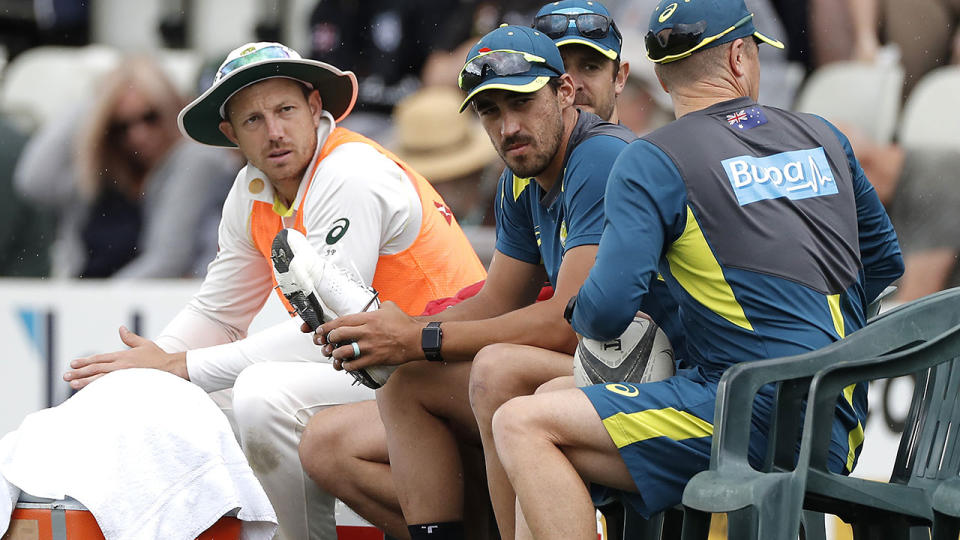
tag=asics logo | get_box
[721,147,838,206]
[326,218,350,245]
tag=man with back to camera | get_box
[61,42,486,540]
[489,1,905,538]
[300,24,682,539]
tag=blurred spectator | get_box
[846,0,960,96]
[390,86,501,264]
[420,0,546,88]
[842,124,960,301]
[14,56,239,279]
[615,59,673,135]
[307,0,447,140]
[0,114,55,276]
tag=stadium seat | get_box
[679,287,960,540]
[0,45,120,132]
[155,48,203,98]
[794,61,904,144]
[898,66,960,150]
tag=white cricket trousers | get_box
[220,362,375,540]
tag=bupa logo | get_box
[721,147,838,206]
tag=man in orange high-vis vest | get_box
[62,42,485,540]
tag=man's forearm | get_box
[433,298,578,362]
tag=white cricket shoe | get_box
[271,228,396,389]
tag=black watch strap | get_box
[421,321,443,362]
[564,296,577,325]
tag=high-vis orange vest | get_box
[250,127,487,317]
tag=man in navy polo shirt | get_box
[302,25,679,539]
[491,0,904,537]
[533,0,629,124]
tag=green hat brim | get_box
[178,58,358,147]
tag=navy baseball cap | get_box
[458,25,565,113]
[646,0,783,64]
[534,0,622,61]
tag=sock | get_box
[407,521,464,540]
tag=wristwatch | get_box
[421,322,443,362]
[564,296,577,325]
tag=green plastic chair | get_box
[679,287,960,540]
[796,298,960,539]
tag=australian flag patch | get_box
[725,106,767,131]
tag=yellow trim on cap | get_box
[555,37,619,60]
[650,14,759,64]
[459,76,552,112]
[754,32,785,50]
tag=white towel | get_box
[0,369,277,540]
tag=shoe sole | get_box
[272,229,325,331]
[271,229,393,390]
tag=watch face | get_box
[422,322,443,360]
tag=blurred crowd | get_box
[0,0,957,301]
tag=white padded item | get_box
[898,66,960,150]
[794,61,904,144]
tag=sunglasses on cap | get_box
[218,45,295,79]
[534,13,621,42]
[458,49,562,93]
[645,14,752,63]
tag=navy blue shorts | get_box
[583,367,861,517]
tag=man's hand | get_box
[63,326,188,390]
[313,301,424,372]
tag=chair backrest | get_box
[893,356,960,489]
[0,45,121,132]
[794,61,904,144]
[801,288,960,478]
[898,66,960,150]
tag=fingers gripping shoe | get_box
[271,229,397,389]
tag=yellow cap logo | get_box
[659,2,679,22]
[240,46,256,56]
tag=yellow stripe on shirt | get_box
[666,206,753,331]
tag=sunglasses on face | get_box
[110,109,160,136]
[534,13,621,42]
[645,14,752,63]
[458,50,560,93]
[218,45,295,79]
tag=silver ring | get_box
[351,342,361,359]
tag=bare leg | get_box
[468,344,573,539]
[299,400,409,539]
[376,361,480,525]
[515,499,534,540]
[493,389,636,540]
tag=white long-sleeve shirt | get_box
[154,112,422,392]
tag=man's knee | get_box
[468,343,523,415]
[376,360,446,408]
[232,363,289,431]
[299,408,347,488]
[491,395,542,454]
